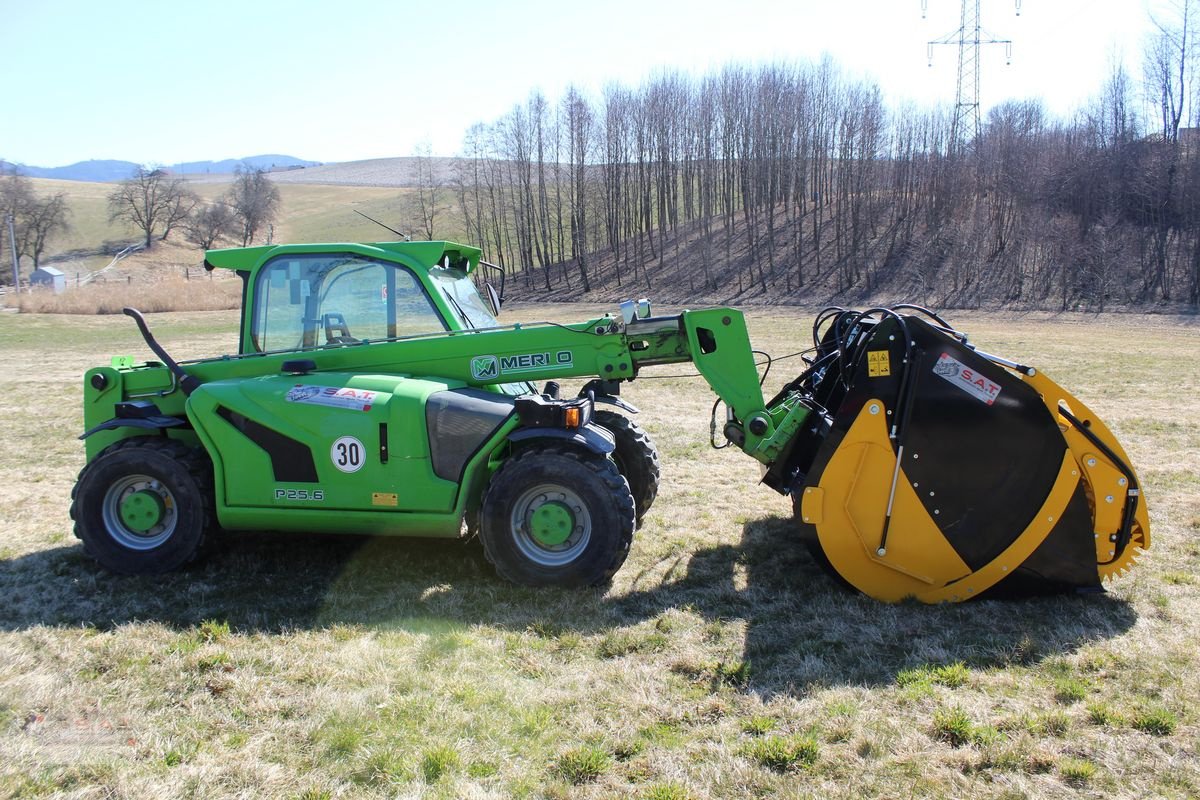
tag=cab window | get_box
[251,254,446,352]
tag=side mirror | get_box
[480,260,505,307]
[485,283,501,317]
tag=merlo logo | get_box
[471,355,499,380]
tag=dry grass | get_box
[0,304,1197,799]
[13,275,242,315]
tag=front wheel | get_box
[479,445,636,587]
[594,409,660,527]
[70,438,214,574]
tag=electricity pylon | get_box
[924,0,1021,154]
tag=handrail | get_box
[78,242,145,286]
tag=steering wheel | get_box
[322,312,358,345]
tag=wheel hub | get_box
[119,489,166,532]
[101,475,178,550]
[510,483,592,567]
[529,501,575,546]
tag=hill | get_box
[171,154,321,176]
[8,155,321,183]
[268,156,456,187]
[13,159,142,182]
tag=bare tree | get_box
[453,124,489,250]
[564,86,593,291]
[184,202,236,250]
[412,141,442,240]
[448,26,1200,308]
[2,166,71,272]
[1145,0,1196,143]
[1,167,34,285]
[160,186,199,242]
[225,167,281,246]
[21,193,70,269]
[0,165,33,219]
[107,166,194,249]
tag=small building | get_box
[30,266,66,294]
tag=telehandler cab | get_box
[73,240,1149,601]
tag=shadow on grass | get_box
[0,515,1136,697]
[619,515,1138,695]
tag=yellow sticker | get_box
[867,350,891,377]
[372,492,399,507]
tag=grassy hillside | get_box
[18,177,436,291]
[0,306,1196,798]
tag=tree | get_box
[412,141,442,240]
[2,166,71,275]
[1,165,33,218]
[225,167,281,246]
[447,34,1200,307]
[1,167,33,286]
[21,193,70,269]
[107,166,195,248]
[1144,0,1196,143]
[160,186,199,242]
[184,202,236,250]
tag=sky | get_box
[0,0,1173,168]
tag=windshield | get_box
[251,254,446,352]
[430,267,499,329]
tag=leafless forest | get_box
[448,30,1200,310]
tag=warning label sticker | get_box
[867,350,891,377]
[932,353,1002,405]
[286,384,379,412]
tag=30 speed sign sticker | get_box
[330,436,365,473]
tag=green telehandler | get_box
[73,240,1149,602]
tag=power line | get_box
[6,214,19,293]
[923,0,1022,154]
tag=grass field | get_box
[0,305,1197,799]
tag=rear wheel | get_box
[70,438,214,574]
[594,409,660,526]
[479,445,635,587]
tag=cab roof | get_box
[203,240,484,276]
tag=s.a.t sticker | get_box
[287,384,379,412]
[932,353,1002,405]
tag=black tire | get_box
[70,438,214,574]
[593,409,660,526]
[479,445,636,587]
